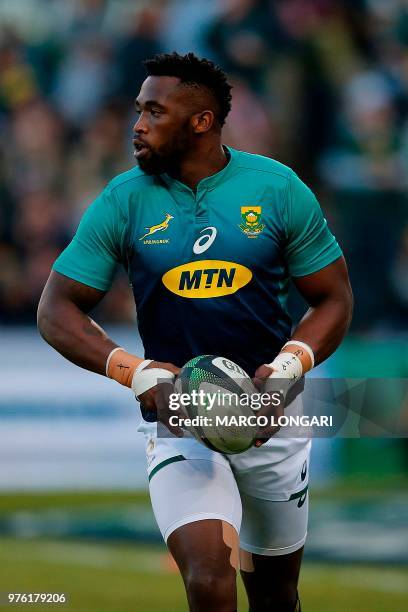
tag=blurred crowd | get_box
[0,0,407,330]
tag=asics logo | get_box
[193,226,217,254]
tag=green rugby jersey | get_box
[53,147,342,374]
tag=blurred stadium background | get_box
[0,0,407,610]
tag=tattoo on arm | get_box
[117,363,130,371]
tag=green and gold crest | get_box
[239,206,265,238]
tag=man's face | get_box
[133,76,195,175]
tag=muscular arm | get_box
[38,271,180,436]
[37,271,118,375]
[253,256,352,445]
[291,256,353,365]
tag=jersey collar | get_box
[160,146,238,194]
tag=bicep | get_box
[292,257,353,306]
[52,187,126,292]
[38,271,116,376]
[284,172,342,277]
[40,270,107,314]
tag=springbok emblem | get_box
[139,213,174,240]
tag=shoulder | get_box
[101,166,160,221]
[105,166,154,198]
[232,149,294,184]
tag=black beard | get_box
[137,121,193,176]
[137,149,181,176]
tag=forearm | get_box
[38,272,147,386]
[290,295,353,366]
[38,292,175,398]
[37,296,117,375]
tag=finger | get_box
[155,402,184,435]
[137,387,157,410]
[137,385,182,435]
[253,389,285,447]
[158,410,184,437]
[145,362,180,376]
[253,364,274,380]
[163,363,181,376]
[252,376,264,391]
[136,388,159,423]
[255,391,284,418]
[159,405,184,437]
[254,424,280,447]
[155,381,184,437]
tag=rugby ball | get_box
[174,355,258,454]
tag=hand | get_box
[252,364,285,448]
[136,361,184,437]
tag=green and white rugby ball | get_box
[174,355,258,454]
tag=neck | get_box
[168,140,228,190]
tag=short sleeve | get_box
[53,186,127,291]
[283,171,342,277]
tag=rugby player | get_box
[38,53,353,611]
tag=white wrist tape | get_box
[131,361,174,398]
[266,352,303,382]
[282,340,315,368]
[263,353,303,397]
[135,359,154,373]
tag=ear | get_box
[191,110,215,134]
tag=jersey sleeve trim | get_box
[283,170,343,277]
[290,252,343,278]
[52,256,112,292]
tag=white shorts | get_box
[143,394,311,502]
[146,435,310,556]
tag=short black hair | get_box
[143,52,232,126]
